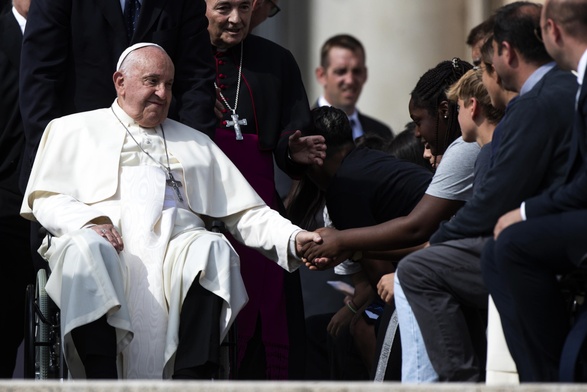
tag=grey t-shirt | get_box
[425,136,480,201]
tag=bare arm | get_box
[304,194,464,267]
[327,271,374,338]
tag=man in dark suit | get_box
[19,0,218,273]
[482,0,587,382]
[314,34,394,143]
[0,0,34,378]
[394,2,577,381]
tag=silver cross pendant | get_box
[225,113,247,140]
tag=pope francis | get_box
[20,42,320,380]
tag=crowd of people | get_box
[1,0,587,385]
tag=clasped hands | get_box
[295,227,350,270]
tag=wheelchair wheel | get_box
[24,282,35,378]
[36,269,50,379]
[24,269,53,379]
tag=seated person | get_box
[19,43,320,380]
[377,40,510,305]
[377,63,505,381]
[483,0,587,382]
[298,106,433,379]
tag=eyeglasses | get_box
[267,0,281,17]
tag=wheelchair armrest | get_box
[210,220,226,233]
[38,226,54,249]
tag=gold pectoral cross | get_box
[225,113,247,140]
[166,172,184,202]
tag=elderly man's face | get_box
[206,0,253,49]
[115,47,174,128]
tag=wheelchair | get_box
[24,266,67,379]
[23,221,237,380]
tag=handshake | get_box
[294,227,351,270]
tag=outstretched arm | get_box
[303,194,464,268]
[294,229,323,257]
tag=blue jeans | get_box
[394,273,438,382]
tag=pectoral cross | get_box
[166,171,184,202]
[225,113,247,140]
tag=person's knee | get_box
[62,229,123,281]
[492,226,525,272]
[396,250,429,289]
[198,233,233,256]
[480,238,497,276]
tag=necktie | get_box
[349,118,361,140]
[125,0,141,42]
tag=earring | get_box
[443,115,448,119]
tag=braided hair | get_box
[410,57,473,157]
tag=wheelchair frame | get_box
[24,268,67,380]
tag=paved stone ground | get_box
[1,381,587,392]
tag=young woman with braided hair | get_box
[303,58,478,268]
[409,57,470,167]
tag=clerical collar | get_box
[111,99,141,128]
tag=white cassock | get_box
[20,100,303,379]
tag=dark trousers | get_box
[72,274,222,379]
[481,211,586,382]
[304,312,370,380]
[396,237,490,381]
[0,191,34,378]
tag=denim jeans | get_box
[394,273,438,382]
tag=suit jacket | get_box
[312,99,394,141]
[430,66,577,244]
[0,10,23,192]
[19,0,216,187]
[524,62,587,263]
